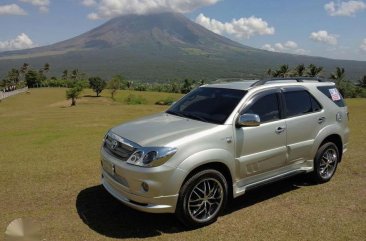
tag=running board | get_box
[233,169,307,198]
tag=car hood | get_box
[111,112,218,147]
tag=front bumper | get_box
[100,147,185,213]
[102,170,178,213]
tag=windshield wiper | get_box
[167,110,208,122]
[181,112,209,122]
[166,110,185,118]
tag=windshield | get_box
[167,87,246,124]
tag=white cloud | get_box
[20,0,50,13]
[0,4,27,15]
[82,0,97,7]
[262,44,275,52]
[85,0,219,19]
[360,38,366,52]
[0,33,35,51]
[310,30,338,45]
[324,0,366,16]
[262,41,307,55]
[195,13,274,39]
[87,12,99,20]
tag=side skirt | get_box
[232,167,312,198]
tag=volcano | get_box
[0,12,365,80]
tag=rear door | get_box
[282,87,324,163]
[235,89,287,178]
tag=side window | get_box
[311,95,322,112]
[244,93,280,123]
[284,90,314,117]
[317,86,345,107]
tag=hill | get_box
[0,12,365,80]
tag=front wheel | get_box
[311,142,339,183]
[176,169,228,228]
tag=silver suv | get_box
[100,78,349,227]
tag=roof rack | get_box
[251,77,329,87]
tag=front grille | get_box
[104,134,136,161]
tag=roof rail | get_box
[251,77,329,87]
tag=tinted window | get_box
[317,86,345,107]
[284,91,313,117]
[311,95,322,112]
[167,87,246,124]
[244,93,280,123]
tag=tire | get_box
[176,169,228,228]
[311,142,339,183]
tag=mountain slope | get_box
[0,12,365,80]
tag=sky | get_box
[0,0,365,61]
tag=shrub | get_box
[66,84,83,106]
[155,96,176,105]
[89,76,106,96]
[134,84,147,91]
[125,94,147,105]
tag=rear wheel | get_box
[311,142,339,183]
[176,169,228,228]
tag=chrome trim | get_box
[108,132,141,150]
[188,178,224,223]
[104,132,140,161]
[319,147,338,179]
[237,113,261,127]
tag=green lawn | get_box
[0,89,365,241]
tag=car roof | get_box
[204,78,335,91]
[206,80,258,90]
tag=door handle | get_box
[275,126,286,134]
[318,117,326,124]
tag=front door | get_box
[235,90,287,179]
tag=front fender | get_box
[177,148,236,181]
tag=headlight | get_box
[127,147,177,167]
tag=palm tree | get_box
[19,63,29,83]
[276,64,290,77]
[358,75,366,88]
[126,80,133,89]
[306,64,323,77]
[20,63,29,73]
[295,64,305,76]
[71,69,79,80]
[9,69,20,85]
[62,70,68,80]
[266,68,273,77]
[329,67,345,83]
[44,63,50,72]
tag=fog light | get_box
[141,182,149,192]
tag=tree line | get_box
[1,62,365,105]
[267,64,366,98]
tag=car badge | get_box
[111,139,118,150]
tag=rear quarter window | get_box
[317,86,345,107]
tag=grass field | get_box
[0,88,365,241]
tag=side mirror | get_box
[236,113,261,127]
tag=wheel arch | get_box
[176,149,235,198]
[181,162,234,199]
[319,134,343,161]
